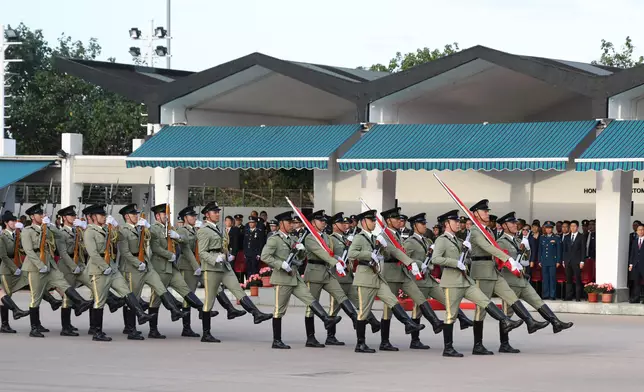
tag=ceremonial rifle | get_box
[39,179,54,265]
[166,184,176,254]
[104,180,119,265]
[137,177,152,263]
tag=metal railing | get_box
[14,183,133,205]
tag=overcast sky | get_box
[4,0,644,72]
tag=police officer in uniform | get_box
[349,209,425,353]
[302,210,358,348]
[399,214,411,241]
[261,211,341,349]
[403,213,473,350]
[497,212,573,353]
[539,221,562,300]
[468,200,548,355]
[244,215,264,279]
[0,211,30,332]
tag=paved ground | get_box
[1,291,642,392]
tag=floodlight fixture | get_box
[129,28,142,39]
[129,47,141,57]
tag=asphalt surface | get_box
[0,291,642,392]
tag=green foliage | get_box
[4,23,145,155]
[592,36,644,69]
[367,43,460,73]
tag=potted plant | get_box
[584,282,600,303]
[598,283,615,303]
[242,274,263,296]
[259,267,273,287]
[397,289,414,311]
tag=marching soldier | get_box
[198,201,272,343]
[349,209,425,354]
[399,214,411,241]
[378,207,444,351]
[468,199,548,355]
[0,211,31,332]
[403,213,473,350]
[267,219,279,238]
[301,210,358,348]
[496,212,573,353]
[348,215,361,236]
[261,211,341,349]
[83,204,155,341]
[21,203,92,338]
[431,209,523,357]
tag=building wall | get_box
[185,108,329,126]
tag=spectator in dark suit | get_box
[563,220,585,301]
[585,220,596,261]
[629,220,641,261]
[244,215,265,278]
[529,222,541,268]
[629,224,644,303]
[224,215,240,260]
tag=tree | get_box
[4,23,145,155]
[366,43,460,73]
[592,36,644,69]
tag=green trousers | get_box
[474,277,519,321]
[124,269,168,300]
[304,277,348,318]
[502,283,545,317]
[27,269,71,308]
[330,282,358,316]
[412,285,445,319]
[1,273,28,296]
[62,269,92,308]
[149,269,191,308]
[384,278,427,320]
[272,281,316,319]
[202,269,246,312]
[89,271,130,309]
[355,284,398,322]
[443,286,490,324]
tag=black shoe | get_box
[391,304,425,334]
[148,329,166,339]
[355,342,376,353]
[60,327,79,337]
[306,336,325,348]
[443,346,464,357]
[200,311,220,343]
[325,335,345,346]
[442,324,463,357]
[64,288,92,316]
[419,302,444,334]
[160,292,189,322]
[88,326,99,335]
[240,296,273,324]
[367,314,381,333]
[37,325,50,333]
[537,305,574,334]
[0,322,16,333]
[92,332,113,342]
[139,298,150,311]
[70,325,78,332]
[511,302,549,334]
[339,299,358,329]
[217,292,247,319]
[304,316,324,347]
[472,321,493,355]
[410,339,430,350]
[499,341,520,353]
[127,330,145,340]
[43,292,62,312]
[458,310,474,330]
[472,342,494,355]
[272,339,291,349]
[29,328,45,338]
[107,293,126,313]
[354,320,375,353]
[125,293,155,325]
[2,296,29,320]
[308,301,342,330]
[379,341,399,351]
[485,303,523,334]
[182,327,200,337]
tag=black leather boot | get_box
[308,300,342,330]
[122,306,133,335]
[409,318,429,349]
[498,322,520,353]
[201,313,220,343]
[125,293,155,325]
[147,308,166,339]
[43,291,62,311]
[537,305,573,334]
[442,324,463,357]
[139,297,149,311]
[325,323,345,346]
[0,306,15,333]
[160,292,189,322]
[355,320,375,353]
[379,319,398,351]
[60,308,79,336]
[87,308,99,335]
[64,288,92,316]
[217,291,247,319]
[511,301,549,334]
[271,317,290,349]
[339,299,358,329]
[239,296,272,324]
[419,302,444,334]
[458,309,474,330]
[305,317,324,348]
[107,292,126,313]
[366,313,381,333]
[1,296,29,319]
[472,321,493,355]
[126,309,144,340]
[181,308,200,337]
[485,303,523,334]
[29,307,44,338]
[92,308,112,342]
[391,303,425,334]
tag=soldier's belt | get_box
[307,260,327,266]
[68,253,75,257]
[206,248,223,252]
[383,259,398,264]
[471,256,492,261]
[131,252,139,257]
[358,261,374,267]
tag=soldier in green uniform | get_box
[327,212,380,346]
[378,207,443,351]
[83,204,155,341]
[302,209,358,348]
[403,212,473,350]
[431,209,523,357]
[468,199,548,355]
[198,201,272,343]
[496,212,573,353]
[261,211,341,349]
[117,204,189,340]
[349,209,425,354]
[0,211,31,332]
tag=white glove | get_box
[39,266,48,273]
[169,254,176,263]
[73,219,84,228]
[421,262,429,273]
[195,220,203,228]
[106,215,119,227]
[430,244,435,250]
[73,266,81,274]
[169,230,181,240]
[42,216,51,225]
[295,243,305,251]
[371,250,380,263]
[194,267,202,276]
[376,234,388,247]
[227,254,235,262]
[15,222,24,230]
[521,237,530,250]
[347,235,354,242]
[216,254,225,263]
[462,240,472,250]
[335,262,345,275]
[103,267,112,275]
[14,268,21,276]
[138,263,146,271]
[136,218,148,228]
[457,257,466,271]
[508,257,523,271]
[281,261,292,272]
[410,263,420,276]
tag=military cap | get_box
[151,203,167,214]
[201,201,221,215]
[381,207,401,220]
[399,214,408,221]
[57,205,78,217]
[258,217,265,224]
[543,220,555,228]
[82,204,106,216]
[469,199,490,212]
[589,219,596,224]
[25,203,44,216]
[178,206,198,218]
[408,213,427,224]
[118,203,139,216]
[275,211,293,222]
[330,212,344,223]
[292,215,303,223]
[1,211,17,222]
[489,214,498,222]
[308,210,326,221]
[248,215,258,222]
[234,214,244,220]
[355,210,377,221]
[459,216,467,223]
[497,212,517,225]
[176,215,184,223]
[581,219,589,225]
[437,209,460,223]
[268,219,278,226]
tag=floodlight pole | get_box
[166,0,171,69]
[1,25,22,154]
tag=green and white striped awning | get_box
[576,120,644,171]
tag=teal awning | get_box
[0,160,53,188]
[338,121,598,171]
[126,124,361,170]
[576,120,644,171]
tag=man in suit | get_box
[563,220,585,301]
[629,223,644,303]
[224,216,240,261]
[629,220,641,261]
[585,220,596,261]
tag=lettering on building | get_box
[583,188,644,193]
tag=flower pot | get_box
[601,293,613,303]
[261,276,272,288]
[398,298,414,311]
[587,292,598,303]
[250,286,259,296]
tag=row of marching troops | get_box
[0,198,574,356]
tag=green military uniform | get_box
[0,228,29,297]
[176,223,201,296]
[329,231,355,311]
[54,224,92,308]
[404,233,443,315]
